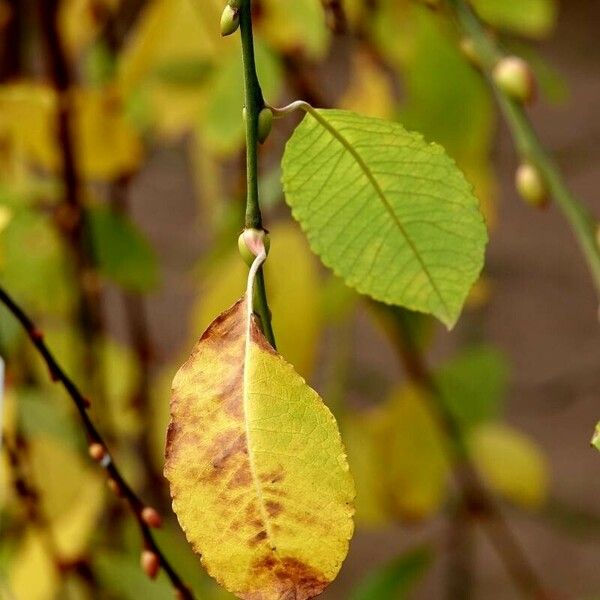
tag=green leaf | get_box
[592,423,600,452]
[88,205,159,293]
[435,345,509,431]
[282,109,488,328]
[471,0,558,38]
[350,546,433,600]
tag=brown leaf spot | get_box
[250,555,330,600]
[248,530,268,547]
[266,501,283,518]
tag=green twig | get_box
[238,0,276,347]
[449,0,600,301]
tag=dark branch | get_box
[0,285,195,600]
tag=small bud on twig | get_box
[88,442,106,463]
[493,56,535,104]
[220,5,239,36]
[257,107,273,144]
[141,550,160,579]
[141,506,163,528]
[459,37,480,68]
[107,478,122,497]
[515,163,548,208]
[238,229,270,266]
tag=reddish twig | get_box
[0,285,195,600]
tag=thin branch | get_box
[320,0,347,34]
[448,0,600,303]
[36,0,105,381]
[238,0,276,347]
[388,307,556,600]
[0,286,195,600]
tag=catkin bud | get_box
[141,506,163,528]
[141,550,160,579]
[493,56,535,104]
[88,443,106,463]
[515,163,547,208]
[220,5,239,37]
[238,229,270,266]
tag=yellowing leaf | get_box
[470,423,549,508]
[59,0,120,54]
[165,296,354,599]
[592,422,600,452]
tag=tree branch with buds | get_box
[0,286,195,600]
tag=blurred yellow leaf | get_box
[73,87,143,179]
[59,0,120,54]
[258,0,330,60]
[0,83,142,179]
[165,296,354,599]
[340,51,396,119]
[118,0,223,95]
[9,531,59,600]
[194,222,321,379]
[101,338,142,437]
[470,423,549,508]
[344,410,393,527]
[385,386,450,520]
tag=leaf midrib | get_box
[304,109,452,323]
[242,318,279,553]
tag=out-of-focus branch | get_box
[388,307,556,600]
[321,0,347,34]
[0,286,195,600]
[36,0,105,382]
[448,0,600,304]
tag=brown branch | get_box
[320,0,347,34]
[388,307,557,600]
[36,0,105,383]
[0,285,195,600]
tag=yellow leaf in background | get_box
[344,410,393,527]
[59,0,120,54]
[165,297,354,600]
[194,222,321,379]
[9,531,59,600]
[101,338,142,437]
[74,87,143,179]
[470,423,549,508]
[0,83,142,179]
[385,386,450,520]
[340,51,396,119]
[258,0,330,60]
[118,0,223,95]
[0,83,58,171]
[28,436,104,531]
[53,475,105,561]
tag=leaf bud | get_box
[141,506,163,528]
[493,56,535,104]
[88,442,106,463]
[515,163,547,208]
[459,37,480,68]
[257,107,274,144]
[238,229,270,266]
[141,550,160,579]
[220,4,239,37]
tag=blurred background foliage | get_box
[0,0,598,599]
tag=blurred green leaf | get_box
[350,546,433,600]
[88,205,159,293]
[435,345,509,431]
[471,0,558,38]
[153,58,213,88]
